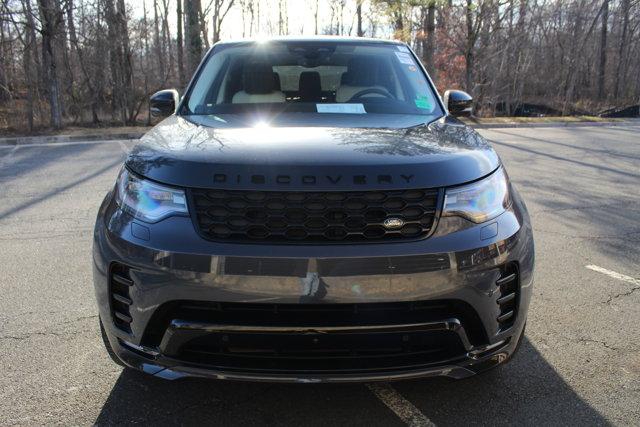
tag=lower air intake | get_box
[496,263,519,331]
[109,263,134,333]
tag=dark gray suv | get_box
[93,37,534,383]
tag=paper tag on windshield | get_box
[397,45,410,53]
[316,104,366,114]
[395,52,415,65]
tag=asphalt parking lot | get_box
[0,123,639,426]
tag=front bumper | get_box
[93,187,534,382]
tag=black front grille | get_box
[143,300,483,374]
[189,188,440,243]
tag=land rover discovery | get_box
[93,37,534,382]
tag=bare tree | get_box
[208,0,235,43]
[356,0,364,36]
[2,0,640,134]
[185,0,203,76]
[37,0,63,129]
[420,1,436,76]
[598,0,609,99]
[314,0,319,34]
[105,0,135,124]
[614,0,630,98]
[177,0,185,86]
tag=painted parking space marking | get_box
[366,383,435,427]
[586,265,640,286]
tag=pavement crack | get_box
[0,317,97,341]
[0,331,67,341]
[603,285,640,304]
[576,337,620,351]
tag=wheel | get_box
[99,317,127,367]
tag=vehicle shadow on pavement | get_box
[94,337,607,426]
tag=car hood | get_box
[127,115,500,190]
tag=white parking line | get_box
[585,265,640,286]
[366,383,435,427]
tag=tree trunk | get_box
[21,2,36,130]
[597,0,608,100]
[185,0,203,77]
[393,9,404,40]
[314,0,319,35]
[278,0,284,35]
[465,0,475,95]
[423,2,436,78]
[177,0,185,87]
[200,3,210,50]
[24,0,44,123]
[37,0,63,129]
[54,0,71,118]
[614,0,629,99]
[153,0,164,79]
[106,0,134,124]
[0,11,9,102]
[211,0,234,45]
[356,1,363,37]
[117,0,135,123]
[161,0,172,80]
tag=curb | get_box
[0,131,146,146]
[467,119,640,129]
[1,119,638,146]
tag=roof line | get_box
[215,35,405,45]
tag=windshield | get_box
[181,40,443,123]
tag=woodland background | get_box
[0,0,639,133]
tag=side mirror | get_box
[444,90,473,117]
[150,89,179,118]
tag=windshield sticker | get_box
[395,52,415,65]
[316,103,366,114]
[414,95,433,110]
[397,45,410,53]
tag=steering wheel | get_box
[347,88,394,102]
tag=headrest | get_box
[299,71,322,93]
[272,72,281,91]
[341,57,378,86]
[243,62,276,94]
[299,72,322,100]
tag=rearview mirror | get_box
[150,89,179,118]
[444,90,473,117]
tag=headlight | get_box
[443,167,511,223]
[115,168,188,223]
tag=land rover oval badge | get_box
[383,218,405,229]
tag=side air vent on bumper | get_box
[496,263,519,331]
[189,188,441,244]
[109,263,134,333]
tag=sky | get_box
[130,0,391,41]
